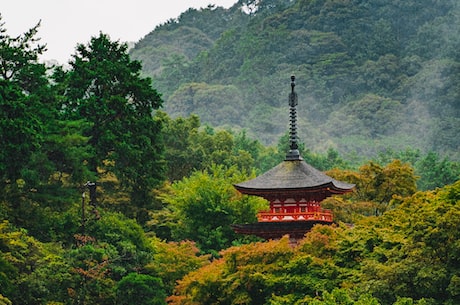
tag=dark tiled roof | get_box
[234,160,354,194]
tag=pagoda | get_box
[232,76,354,241]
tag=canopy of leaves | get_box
[146,238,210,294]
[115,273,166,305]
[169,180,460,305]
[131,0,460,161]
[58,33,166,223]
[1,8,459,305]
[0,16,49,182]
[154,165,267,254]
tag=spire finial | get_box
[285,75,302,161]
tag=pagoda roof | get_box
[234,159,354,196]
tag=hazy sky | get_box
[2,0,237,63]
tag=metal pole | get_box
[81,190,86,236]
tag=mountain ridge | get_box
[130,0,459,160]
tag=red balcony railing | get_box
[257,210,333,223]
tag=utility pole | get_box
[81,188,86,236]
[81,181,97,236]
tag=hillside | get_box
[1,15,459,304]
[130,0,460,160]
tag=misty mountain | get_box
[130,0,460,161]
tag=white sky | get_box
[2,0,237,63]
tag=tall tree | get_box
[60,33,165,222]
[0,16,47,183]
[0,17,77,233]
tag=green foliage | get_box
[116,273,167,305]
[65,213,157,304]
[131,0,459,161]
[413,152,459,190]
[59,32,166,223]
[155,165,266,253]
[67,240,116,304]
[302,288,381,305]
[41,119,94,184]
[170,181,460,305]
[0,221,74,304]
[158,111,276,182]
[85,212,154,276]
[147,238,209,294]
[165,82,246,127]
[1,6,460,305]
[0,295,12,305]
[328,94,403,138]
[374,149,460,191]
[327,160,418,215]
[0,16,48,182]
[0,17,84,240]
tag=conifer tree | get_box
[60,33,165,222]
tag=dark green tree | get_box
[116,273,166,305]
[60,33,165,222]
[0,16,47,183]
[156,112,205,181]
[416,152,460,190]
[0,17,82,235]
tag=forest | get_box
[130,0,459,161]
[0,0,460,304]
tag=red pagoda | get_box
[232,76,354,241]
